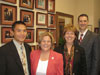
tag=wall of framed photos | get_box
[0,0,56,49]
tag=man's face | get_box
[13,24,27,44]
[78,16,89,31]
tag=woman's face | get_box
[64,31,76,44]
[40,36,52,51]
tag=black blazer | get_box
[78,30,99,75]
[54,44,87,75]
[0,40,31,75]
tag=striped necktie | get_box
[21,46,28,75]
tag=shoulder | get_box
[30,50,40,57]
[51,50,63,59]
[88,30,98,38]
[0,41,13,50]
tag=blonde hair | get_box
[38,32,54,45]
[63,24,77,36]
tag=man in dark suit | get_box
[0,21,31,75]
[78,14,99,75]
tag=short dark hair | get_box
[12,21,26,31]
[78,14,89,21]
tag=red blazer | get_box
[30,50,63,75]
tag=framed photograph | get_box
[48,14,56,28]
[36,12,48,26]
[1,27,13,43]
[24,29,34,43]
[35,0,47,10]
[48,0,55,12]
[36,28,48,42]
[31,45,35,50]
[0,4,17,25]
[88,25,92,31]
[19,0,34,9]
[94,27,99,34]
[49,29,56,42]
[3,0,16,4]
[20,10,34,27]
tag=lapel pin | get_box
[51,57,54,60]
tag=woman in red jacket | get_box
[30,32,63,75]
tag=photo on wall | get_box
[20,10,34,27]
[20,0,34,9]
[0,4,17,25]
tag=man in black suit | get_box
[0,21,31,75]
[78,14,99,75]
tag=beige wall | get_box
[56,0,100,31]
[94,0,100,27]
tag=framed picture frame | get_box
[48,14,56,28]
[19,0,34,9]
[20,10,34,27]
[88,25,92,31]
[49,29,56,42]
[94,27,99,34]
[0,4,17,25]
[1,27,13,43]
[56,12,73,46]
[36,12,48,26]
[48,0,55,12]
[35,0,47,10]
[24,29,34,43]
[3,0,16,4]
[36,28,48,42]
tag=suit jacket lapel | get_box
[80,30,91,46]
[9,41,24,71]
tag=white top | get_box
[36,59,48,75]
[78,29,88,40]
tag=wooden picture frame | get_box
[94,27,99,34]
[3,0,16,4]
[49,29,56,42]
[24,29,34,43]
[56,12,73,46]
[35,0,47,10]
[36,28,48,42]
[0,4,17,25]
[48,0,55,12]
[1,27,13,43]
[19,0,34,9]
[20,10,34,27]
[36,12,48,26]
[88,25,92,31]
[48,14,56,28]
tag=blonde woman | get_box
[30,32,63,75]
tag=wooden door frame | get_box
[56,12,74,46]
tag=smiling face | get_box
[78,16,88,32]
[12,24,27,44]
[40,36,52,52]
[64,31,76,44]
